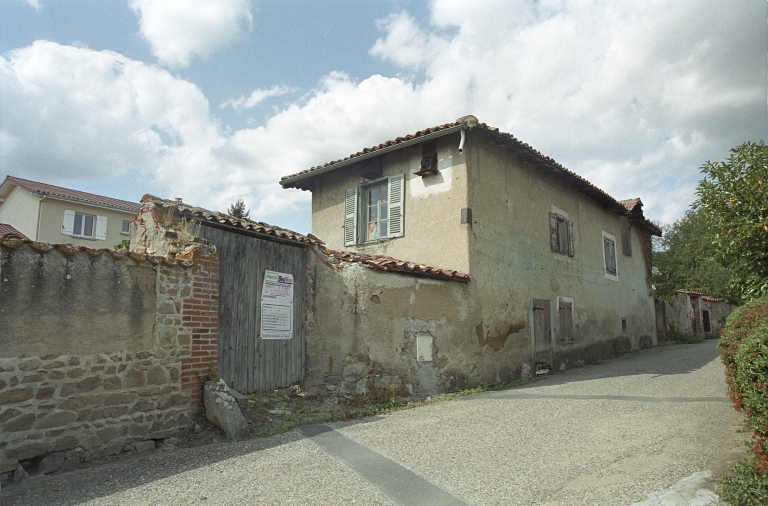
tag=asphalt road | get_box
[2,340,745,505]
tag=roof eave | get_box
[36,193,139,214]
[280,124,467,189]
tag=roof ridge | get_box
[4,175,140,213]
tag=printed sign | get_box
[260,270,294,339]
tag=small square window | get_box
[121,220,131,235]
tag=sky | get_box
[0,0,765,234]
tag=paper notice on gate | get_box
[260,270,294,339]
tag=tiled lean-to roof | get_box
[141,195,470,282]
[1,176,140,213]
[334,252,471,282]
[0,223,27,239]
[280,116,661,236]
[140,195,324,247]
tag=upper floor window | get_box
[121,220,131,235]
[549,212,574,256]
[62,210,107,240]
[602,231,618,280]
[345,174,404,246]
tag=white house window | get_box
[121,220,131,235]
[62,210,107,240]
[602,231,618,280]
[74,213,95,237]
[345,174,404,246]
[549,212,574,256]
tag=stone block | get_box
[13,464,28,484]
[146,366,168,385]
[60,396,90,410]
[135,440,155,454]
[60,383,77,397]
[43,361,66,370]
[97,427,119,441]
[50,435,80,452]
[36,386,56,399]
[36,411,76,429]
[63,448,85,470]
[49,370,65,380]
[0,387,34,404]
[68,356,81,366]
[67,368,85,378]
[22,373,45,383]
[0,408,21,423]
[7,441,48,461]
[41,453,65,474]
[203,379,251,441]
[77,375,101,392]
[103,376,123,391]
[18,358,41,372]
[3,413,35,432]
[124,369,146,388]
[0,379,6,389]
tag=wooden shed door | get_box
[199,225,306,394]
[532,299,553,373]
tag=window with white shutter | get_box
[345,173,404,245]
[602,231,618,280]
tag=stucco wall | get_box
[0,186,40,239]
[304,250,482,395]
[463,131,655,369]
[310,133,471,273]
[38,198,135,248]
[0,239,219,477]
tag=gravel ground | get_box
[2,340,746,505]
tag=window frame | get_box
[602,231,619,281]
[361,179,390,243]
[62,210,108,240]
[344,174,404,246]
[549,211,574,257]
[121,220,131,235]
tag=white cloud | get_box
[220,85,294,112]
[24,0,41,10]
[366,0,766,223]
[1,1,764,232]
[130,0,252,67]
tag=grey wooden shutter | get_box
[62,210,75,235]
[388,174,404,238]
[559,300,573,342]
[95,215,108,240]
[566,220,574,257]
[604,238,617,275]
[344,188,358,246]
[549,213,559,252]
[621,216,632,256]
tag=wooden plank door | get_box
[532,299,553,374]
[199,225,306,394]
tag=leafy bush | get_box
[719,299,768,412]
[668,323,702,344]
[718,298,768,502]
[720,460,768,506]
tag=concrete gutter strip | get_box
[300,424,469,506]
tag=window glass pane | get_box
[380,185,387,203]
[368,204,378,223]
[122,221,130,234]
[84,215,94,237]
[380,219,388,237]
[73,213,83,235]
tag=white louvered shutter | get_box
[388,174,404,238]
[95,215,108,240]
[62,210,75,235]
[344,188,358,247]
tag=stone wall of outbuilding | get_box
[0,238,218,478]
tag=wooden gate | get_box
[532,298,553,374]
[199,225,306,394]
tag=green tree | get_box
[694,141,768,299]
[227,198,250,220]
[652,209,739,302]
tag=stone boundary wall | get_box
[0,239,219,479]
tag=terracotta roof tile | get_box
[280,116,662,236]
[619,198,642,213]
[334,251,470,282]
[702,296,727,303]
[140,195,323,247]
[2,176,140,213]
[0,223,27,239]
